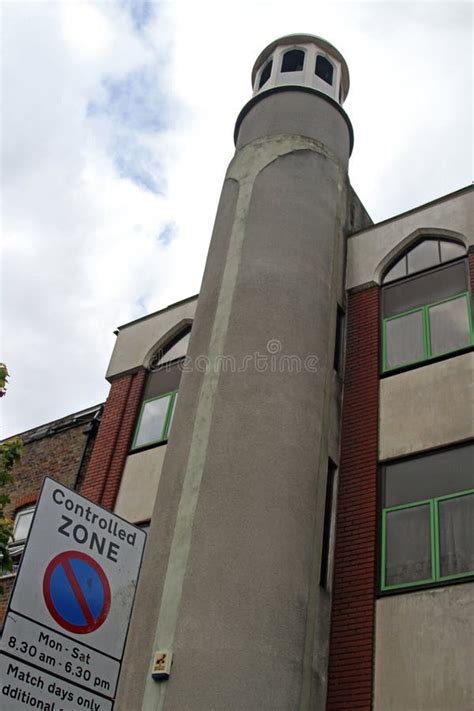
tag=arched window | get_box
[383,238,465,283]
[281,49,305,73]
[150,325,191,369]
[381,238,472,372]
[131,326,191,451]
[315,55,334,85]
[258,59,272,89]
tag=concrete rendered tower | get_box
[117,35,367,710]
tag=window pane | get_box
[383,443,474,507]
[383,257,407,283]
[281,49,304,72]
[429,295,471,356]
[13,509,34,542]
[440,240,465,263]
[152,331,190,368]
[134,395,171,448]
[407,240,440,274]
[385,505,432,586]
[315,55,333,85]
[385,310,424,369]
[143,362,182,401]
[259,60,272,89]
[382,260,468,318]
[438,494,474,577]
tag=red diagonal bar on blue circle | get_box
[43,551,111,634]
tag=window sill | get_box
[129,439,168,456]
[378,574,474,598]
[380,343,473,378]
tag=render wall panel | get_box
[374,584,474,711]
[379,352,474,460]
[114,446,167,523]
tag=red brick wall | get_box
[326,285,380,711]
[0,578,15,625]
[0,419,97,624]
[80,369,146,509]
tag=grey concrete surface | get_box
[379,352,474,460]
[236,90,351,166]
[374,583,474,711]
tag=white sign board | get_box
[0,477,146,707]
[0,655,113,711]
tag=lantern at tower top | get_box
[251,34,350,105]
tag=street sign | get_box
[0,477,146,707]
[43,551,111,634]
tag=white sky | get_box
[1,0,472,437]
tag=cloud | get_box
[0,1,185,436]
[157,223,176,246]
[88,68,168,133]
[1,1,472,437]
[87,65,171,193]
[119,0,156,32]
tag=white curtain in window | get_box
[438,494,474,577]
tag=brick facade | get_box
[80,369,146,509]
[0,407,100,625]
[326,285,380,711]
[1,366,146,627]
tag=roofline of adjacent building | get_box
[349,184,473,239]
[115,293,199,333]
[2,403,103,444]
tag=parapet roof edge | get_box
[348,184,473,239]
[116,293,199,332]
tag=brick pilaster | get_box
[326,285,380,711]
[80,369,146,509]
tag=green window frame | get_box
[381,489,474,592]
[131,390,177,451]
[382,291,474,372]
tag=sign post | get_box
[0,477,146,710]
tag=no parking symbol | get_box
[43,551,111,634]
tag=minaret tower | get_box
[118,34,354,710]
